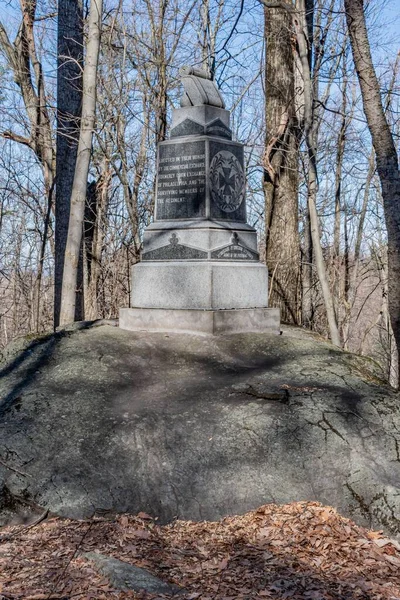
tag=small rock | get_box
[231,383,250,392]
[82,552,184,594]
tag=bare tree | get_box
[84,157,111,319]
[260,0,341,346]
[0,0,55,332]
[55,0,84,327]
[344,0,400,381]
[263,3,301,324]
[60,0,104,325]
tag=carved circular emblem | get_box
[209,150,245,213]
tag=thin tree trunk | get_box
[295,0,341,346]
[55,0,83,327]
[345,0,400,381]
[343,203,350,308]
[333,64,348,324]
[307,150,341,346]
[302,209,313,327]
[353,150,374,283]
[84,160,110,319]
[130,103,149,256]
[301,0,314,329]
[341,150,375,348]
[200,0,210,74]
[33,183,54,332]
[154,0,168,145]
[60,0,103,325]
[371,247,398,387]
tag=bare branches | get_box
[1,131,33,149]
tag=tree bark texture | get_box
[55,0,83,327]
[345,0,400,378]
[60,0,103,325]
[264,5,301,325]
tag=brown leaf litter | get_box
[0,501,399,600]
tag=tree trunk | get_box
[344,0,400,381]
[295,0,341,346]
[260,0,340,344]
[60,0,103,325]
[264,4,301,324]
[33,185,54,332]
[333,67,347,325]
[301,0,314,329]
[84,160,110,320]
[55,0,84,327]
[154,0,168,145]
[302,208,313,327]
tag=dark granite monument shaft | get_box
[120,67,280,334]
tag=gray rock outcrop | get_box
[82,552,183,594]
[0,325,399,537]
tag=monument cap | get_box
[179,65,225,109]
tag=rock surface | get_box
[82,552,183,594]
[0,324,399,536]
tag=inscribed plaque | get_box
[156,140,206,220]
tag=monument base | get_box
[119,307,280,336]
[130,261,269,310]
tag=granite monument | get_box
[120,66,280,334]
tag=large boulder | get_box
[0,324,399,536]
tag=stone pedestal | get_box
[120,68,280,336]
[130,261,269,310]
[120,307,280,336]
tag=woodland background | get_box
[0,0,399,383]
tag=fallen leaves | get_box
[0,501,399,599]
[372,537,400,552]
[128,529,153,540]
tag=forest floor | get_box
[1,501,400,600]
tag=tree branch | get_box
[0,21,17,70]
[1,130,33,149]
